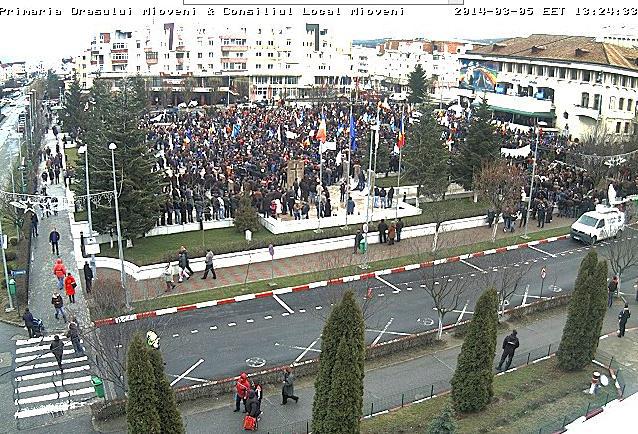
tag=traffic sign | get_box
[540,267,546,280]
[11,270,26,277]
[268,244,274,258]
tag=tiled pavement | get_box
[98,216,572,303]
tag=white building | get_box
[459,34,638,140]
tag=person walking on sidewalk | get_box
[178,249,190,283]
[202,249,217,280]
[354,230,364,254]
[53,258,66,290]
[64,272,77,304]
[50,335,64,371]
[31,212,39,237]
[378,219,388,244]
[83,262,93,293]
[51,292,67,322]
[234,372,251,412]
[497,330,520,371]
[180,246,195,275]
[618,303,631,338]
[22,308,35,338]
[163,262,176,292]
[388,223,396,245]
[608,276,619,308]
[396,218,404,242]
[66,321,84,354]
[281,367,299,404]
[49,227,60,256]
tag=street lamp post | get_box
[109,143,130,310]
[77,144,96,277]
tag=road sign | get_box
[1,234,6,249]
[540,267,546,279]
[11,270,26,277]
[268,244,274,258]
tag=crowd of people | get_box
[144,101,407,226]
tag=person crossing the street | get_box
[50,335,64,371]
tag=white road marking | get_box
[315,305,323,309]
[264,316,272,320]
[16,340,82,355]
[282,312,290,316]
[273,294,295,314]
[15,400,92,419]
[376,276,401,294]
[15,349,75,364]
[299,309,306,313]
[16,375,92,394]
[295,336,322,363]
[433,307,475,315]
[460,259,485,273]
[168,374,208,383]
[190,330,198,334]
[528,245,556,257]
[406,287,413,291]
[246,319,254,323]
[366,329,412,337]
[372,318,394,346]
[377,293,385,297]
[15,356,88,373]
[15,387,95,406]
[455,301,470,325]
[173,334,179,338]
[15,365,90,382]
[170,358,204,387]
[228,322,237,327]
[210,326,218,330]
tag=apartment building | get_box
[459,34,638,140]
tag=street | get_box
[0,94,28,186]
[98,236,637,388]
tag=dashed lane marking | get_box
[246,319,254,323]
[264,316,272,320]
[173,334,179,338]
[315,306,323,309]
[190,330,198,334]
[282,312,290,317]
[210,326,217,330]
[228,322,237,327]
[299,309,306,313]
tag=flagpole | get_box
[316,106,324,233]
[345,103,353,229]
[396,107,404,220]
[363,104,380,269]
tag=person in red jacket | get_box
[64,272,76,304]
[234,372,251,413]
[53,258,66,290]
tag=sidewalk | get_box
[94,298,631,434]
[28,127,91,332]
[105,215,572,303]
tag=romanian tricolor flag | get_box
[316,114,327,143]
[397,115,405,149]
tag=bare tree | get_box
[473,160,526,242]
[181,76,198,105]
[603,231,638,289]
[479,251,533,317]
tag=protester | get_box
[281,367,299,404]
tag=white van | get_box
[570,205,625,244]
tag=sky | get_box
[2,0,638,65]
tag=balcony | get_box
[481,92,555,118]
[112,59,128,65]
[573,104,601,120]
[221,45,248,52]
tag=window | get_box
[268,52,274,58]
[613,74,619,85]
[209,52,214,58]
[619,98,625,110]
[580,92,590,107]
[267,64,273,69]
[285,76,298,84]
[285,64,291,69]
[559,68,566,79]
[198,53,203,58]
[593,94,601,110]
[136,42,141,49]
[286,40,291,46]
[582,70,591,82]
[621,76,627,87]
[256,41,262,46]
[629,99,634,112]
[113,42,125,50]
[616,122,622,133]
[112,53,128,61]
[631,77,637,89]
[256,52,262,57]
[268,41,274,46]
[255,64,261,69]
[610,96,617,110]
[208,40,214,46]
[507,63,513,72]
[570,69,578,80]
[136,66,141,71]
[255,76,268,84]
[527,64,533,74]
[547,66,555,77]
[517,64,523,73]
[625,122,631,133]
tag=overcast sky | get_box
[2,0,638,65]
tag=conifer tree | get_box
[126,334,161,434]
[61,78,85,139]
[427,404,458,434]
[233,193,260,234]
[408,64,427,104]
[585,259,608,361]
[451,287,499,413]
[147,348,185,434]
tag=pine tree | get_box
[585,259,608,361]
[427,404,458,434]
[233,193,260,234]
[126,334,161,434]
[557,251,598,371]
[452,97,499,190]
[75,77,165,239]
[451,287,499,413]
[408,64,427,104]
[147,348,185,434]
[61,78,85,139]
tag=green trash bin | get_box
[358,239,367,254]
[91,375,105,398]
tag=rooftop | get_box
[468,34,638,71]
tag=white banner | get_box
[320,141,337,153]
[285,131,298,140]
[500,145,531,159]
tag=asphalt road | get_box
[0,95,27,186]
[98,236,638,388]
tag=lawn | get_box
[100,198,490,266]
[361,358,613,434]
[64,146,79,169]
[131,225,570,313]
[374,175,414,189]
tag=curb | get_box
[93,234,571,327]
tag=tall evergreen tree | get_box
[74,77,164,239]
[427,404,458,434]
[585,259,608,361]
[408,64,427,104]
[557,251,598,371]
[452,97,499,190]
[451,287,499,413]
[61,78,85,139]
[126,335,161,434]
[147,348,185,434]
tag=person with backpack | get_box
[619,303,631,338]
[50,335,64,371]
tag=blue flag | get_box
[232,123,241,139]
[349,113,357,151]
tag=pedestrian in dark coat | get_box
[49,227,60,256]
[50,335,64,371]
[396,218,404,242]
[281,367,299,404]
[608,276,619,308]
[354,230,363,254]
[22,308,35,338]
[618,303,631,337]
[497,330,520,371]
[378,219,388,244]
[83,262,93,293]
[66,322,83,354]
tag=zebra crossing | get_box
[12,335,97,424]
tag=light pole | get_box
[523,122,540,239]
[77,144,96,277]
[109,143,130,310]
